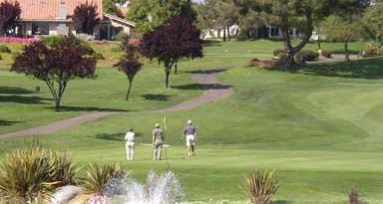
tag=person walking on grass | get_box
[184,120,197,156]
[125,128,135,161]
[152,123,165,160]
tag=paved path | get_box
[0,68,233,138]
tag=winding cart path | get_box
[0,68,233,138]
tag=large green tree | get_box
[127,0,196,34]
[196,0,237,41]
[362,3,383,48]
[256,0,364,70]
[322,15,362,61]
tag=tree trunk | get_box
[282,28,296,70]
[227,27,231,41]
[55,98,61,112]
[223,26,226,42]
[345,41,350,62]
[317,27,321,50]
[126,81,133,101]
[174,63,178,75]
[164,62,173,88]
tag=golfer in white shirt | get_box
[125,128,135,161]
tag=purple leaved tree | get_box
[73,1,100,35]
[115,41,143,101]
[140,15,203,88]
[0,0,21,36]
[11,35,97,112]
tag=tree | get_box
[140,16,203,88]
[73,1,100,35]
[322,15,362,61]
[115,42,143,101]
[257,0,363,70]
[103,0,118,15]
[0,0,21,36]
[362,3,383,48]
[196,0,238,41]
[127,0,196,34]
[11,35,97,112]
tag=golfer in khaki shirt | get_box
[152,123,165,160]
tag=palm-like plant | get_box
[81,163,127,196]
[0,147,77,203]
[244,170,279,204]
[349,186,362,204]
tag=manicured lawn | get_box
[1,39,382,203]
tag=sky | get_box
[192,0,205,3]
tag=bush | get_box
[294,50,319,64]
[93,52,105,60]
[273,49,285,57]
[81,163,127,196]
[0,147,77,203]
[41,35,66,47]
[0,45,11,53]
[361,42,381,58]
[76,33,95,41]
[114,31,129,41]
[318,49,332,58]
[244,170,279,204]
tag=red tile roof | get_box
[1,0,104,21]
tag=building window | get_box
[32,22,49,35]
[270,27,279,37]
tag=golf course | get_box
[1,40,383,203]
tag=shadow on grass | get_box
[50,106,127,112]
[272,201,293,204]
[301,57,383,79]
[172,83,232,90]
[0,95,49,104]
[202,40,222,47]
[142,94,170,101]
[0,86,34,94]
[0,120,20,126]
[95,132,143,141]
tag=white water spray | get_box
[106,171,185,204]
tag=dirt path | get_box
[0,68,232,138]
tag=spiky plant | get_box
[81,163,126,196]
[349,186,362,204]
[244,170,279,204]
[0,147,77,203]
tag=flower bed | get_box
[0,37,40,43]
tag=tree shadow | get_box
[51,106,127,112]
[202,40,222,47]
[0,95,49,104]
[142,94,170,101]
[171,83,204,90]
[301,57,383,79]
[190,68,228,74]
[0,120,20,126]
[95,132,143,141]
[0,86,34,94]
[172,83,232,90]
[272,200,293,204]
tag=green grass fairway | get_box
[1,40,382,203]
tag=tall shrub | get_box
[244,170,279,204]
